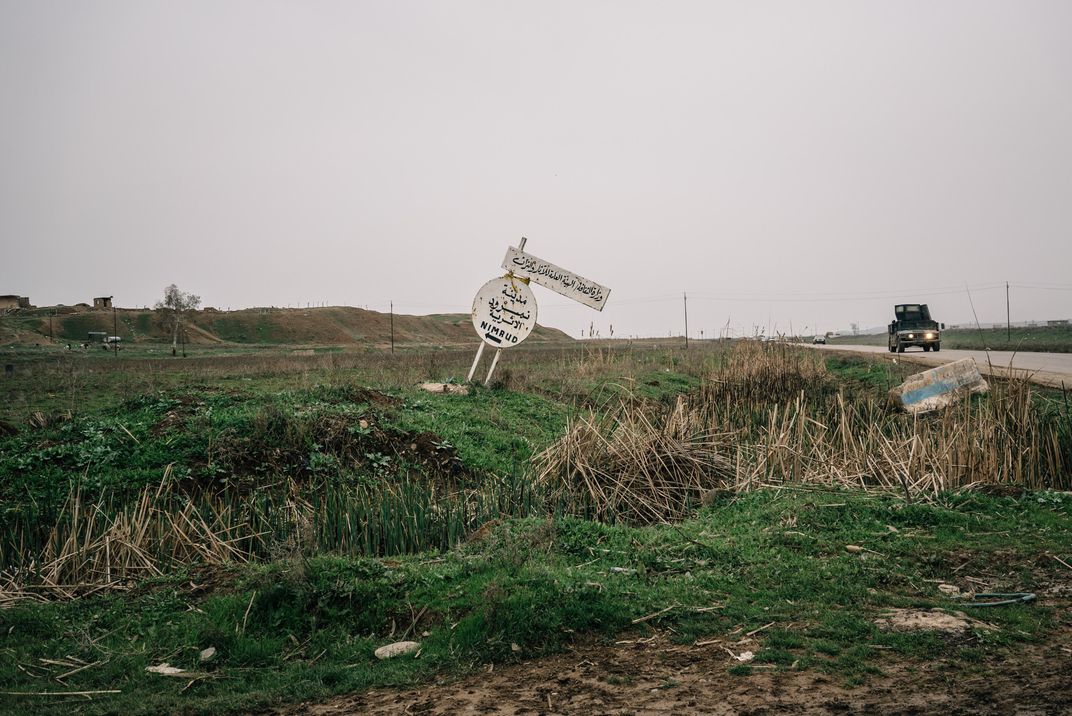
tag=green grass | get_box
[0,343,719,425]
[0,344,723,567]
[0,381,568,521]
[2,341,1070,712]
[1,489,1069,715]
[393,386,568,476]
[824,350,1072,411]
[829,325,1072,353]
[582,369,701,405]
[822,354,915,395]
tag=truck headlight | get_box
[907,333,914,339]
[925,332,934,339]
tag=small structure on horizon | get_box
[0,295,20,310]
[93,296,113,309]
[0,295,31,310]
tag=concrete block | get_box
[889,358,989,414]
[418,382,469,395]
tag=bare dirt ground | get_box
[282,627,1072,716]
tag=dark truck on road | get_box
[888,304,943,353]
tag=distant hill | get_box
[0,305,573,347]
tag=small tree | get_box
[155,284,201,355]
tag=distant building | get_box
[93,296,113,309]
[0,295,30,310]
[1047,319,1070,327]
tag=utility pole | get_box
[48,310,54,343]
[390,300,395,354]
[1006,281,1011,341]
[683,291,689,349]
[113,306,118,358]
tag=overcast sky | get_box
[2,1,1070,338]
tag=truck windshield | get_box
[895,304,930,322]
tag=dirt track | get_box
[281,628,1072,716]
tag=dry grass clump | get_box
[533,397,734,524]
[703,340,828,404]
[535,344,1070,515]
[721,370,1068,500]
[1,469,257,602]
[1,470,540,604]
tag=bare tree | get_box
[155,284,201,355]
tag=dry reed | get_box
[535,342,1069,521]
[533,396,734,524]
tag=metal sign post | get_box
[467,237,612,386]
[470,275,537,385]
[484,345,503,384]
[465,342,486,382]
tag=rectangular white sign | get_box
[501,246,611,311]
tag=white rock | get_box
[374,641,420,660]
[721,648,755,662]
[938,584,962,598]
[418,382,469,395]
[199,646,217,663]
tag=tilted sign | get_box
[888,358,989,415]
[502,245,611,311]
[471,276,538,347]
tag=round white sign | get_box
[471,277,538,348]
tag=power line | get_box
[539,284,1009,308]
[1010,283,1072,292]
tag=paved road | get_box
[810,343,1072,388]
